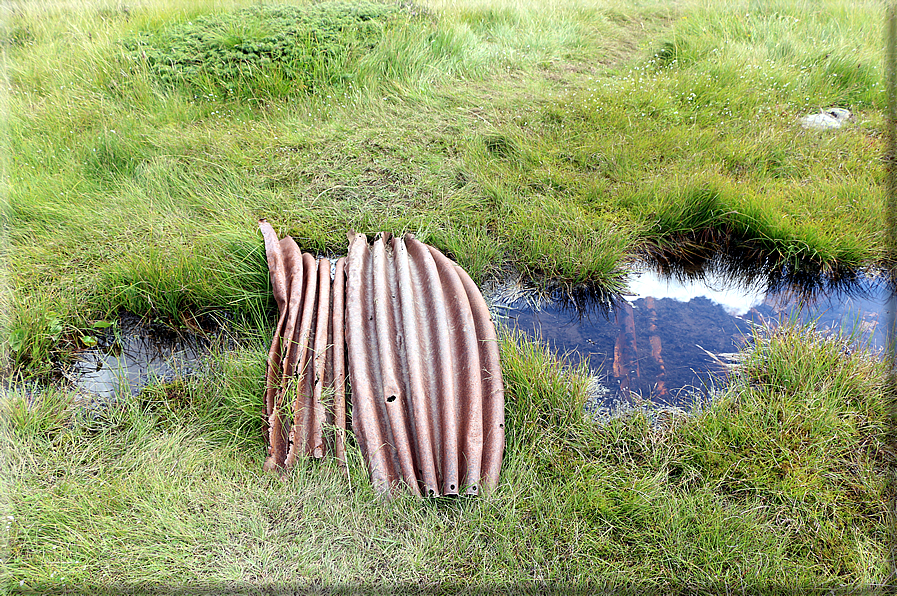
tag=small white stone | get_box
[799,108,852,130]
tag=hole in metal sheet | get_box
[386,394,397,403]
[450,484,456,491]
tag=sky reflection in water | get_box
[487,262,891,410]
[68,314,208,400]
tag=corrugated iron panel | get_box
[258,221,504,498]
[259,220,347,473]
[330,257,348,469]
[344,232,505,498]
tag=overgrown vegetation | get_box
[2,327,891,590]
[123,2,417,100]
[4,0,884,370]
[2,0,892,590]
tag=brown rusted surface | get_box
[331,257,348,470]
[405,236,456,495]
[394,238,439,496]
[428,245,482,496]
[258,220,348,474]
[259,222,504,498]
[344,232,394,496]
[454,263,504,493]
[311,258,331,458]
[285,252,317,467]
[344,233,505,498]
[260,220,292,472]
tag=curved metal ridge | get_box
[258,221,504,498]
[259,220,346,473]
[344,232,505,498]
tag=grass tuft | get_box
[123,2,411,100]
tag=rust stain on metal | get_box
[259,220,347,474]
[344,233,504,498]
[330,257,348,470]
[258,221,504,498]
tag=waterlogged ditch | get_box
[65,313,218,401]
[485,255,892,412]
[64,254,892,420]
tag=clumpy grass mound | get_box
[124,1,412,99]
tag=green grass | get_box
[4,0,884,369]
[2,326,891,590]
[122,2,409,100]
[2,0,893,590]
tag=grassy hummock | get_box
[123,2,415,100]
[2,0,893,590]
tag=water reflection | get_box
[486,259,892,409]
[65,314,211,400]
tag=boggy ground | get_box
[2,0,893,591]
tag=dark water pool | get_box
[65,261,892,413]
[485,262,892,410]
[65,314,212,401]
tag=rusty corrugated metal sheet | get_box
[258,221,504,498]
[344,232,504,498]
[259,219,347,473]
